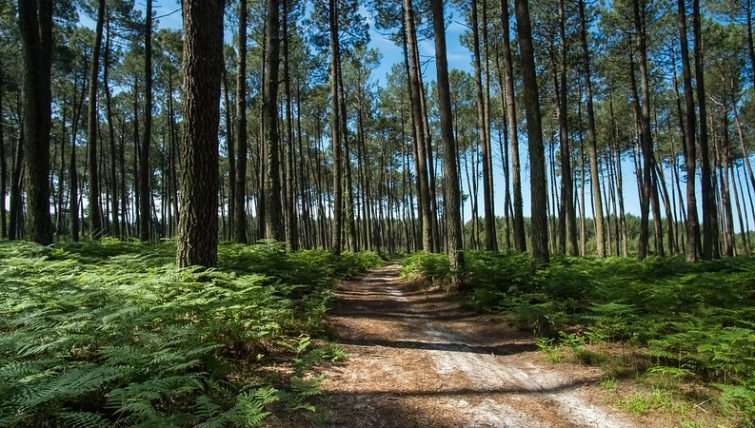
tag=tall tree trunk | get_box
[119,118,127,235]
[283,0,298,250]
[515,0,549,262]
[693,0,717,259]
[431,0,464,283]
[222,70,235,239]
[498,0,525,252]
[176,0,224,268]
[557,0,577,256]
[329,0,343,254]
[263,0,284,241]
[342,80,357,252]
[578,0,605,257]
[104,15,119,238]
[132,79,140,237]
[139,0,153,241]
[631,0,655,260]
[403,0,434,253]
[676,1,701,261]
[70,133,79,241]
[471,0,496,251]
[234,0,248,243]
[18,0,54,244]
[86,0,105,239]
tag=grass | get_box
[0,239,381,427]
[401,251,755,426]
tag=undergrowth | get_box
[401,251,755,425]
[0,239,381,427]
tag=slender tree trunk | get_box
[104,16,119,238]
[69,131,80,242]
[139,0,153,241]
[18,0,54,244]
[328,0,343,253]
[263,0,284,241]
[732,161,750,255]
[675,2,702,261]
[56,116,66,235]
[234,0,249,243]
[556,0,577,256]
[176,0,224,268]
[9,131,24,240]
[693,0,717,258]
[655,163,675,254]
[167,70,179,236]
[577,0,605,257]
[86,0,105,239]
[283,0,298,250]
[631,0,655,259]
[338,66,357,252]
[720,103,735,256]
[403,0,434,253]
[132,79,140,237]
[119,118,127,236]
[514,0,548,262]
[497,0,525,252]
[431,0,464,283]
[222,70,235,239]
[471,0,496,251]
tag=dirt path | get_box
[314,263,640,428]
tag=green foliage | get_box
[401,251,755,420]
[400,252,450,283]
[618,389,677,415]
[0,240,376,426]
[536,338,563,363]
[600,377,618,392]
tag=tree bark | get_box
[692,0,717,259]
[431,0,465,283]
[471,0,496,251]
[263,0,284,241]
[176,0,224,268]
[329,0,343,254]
[498,0,525,252]
[86,0,105,239]
[557,0,577,256]
[18,0,54,244]
[578,0,605,257]
[234,0,249,243]
[104,15,119,238]
[139,0,153,241]
[223,70,235,240]
[631,0,655,260]
[514,0,549,262]
[283,0,298,250]
[9,131,24,240]
[403,0,434,253]
[676,2,701,261]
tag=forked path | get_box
[319,264,639,427]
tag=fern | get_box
[0,240,375,426]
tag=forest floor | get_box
[278,264,655,427]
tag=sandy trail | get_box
[317,264,638,427]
